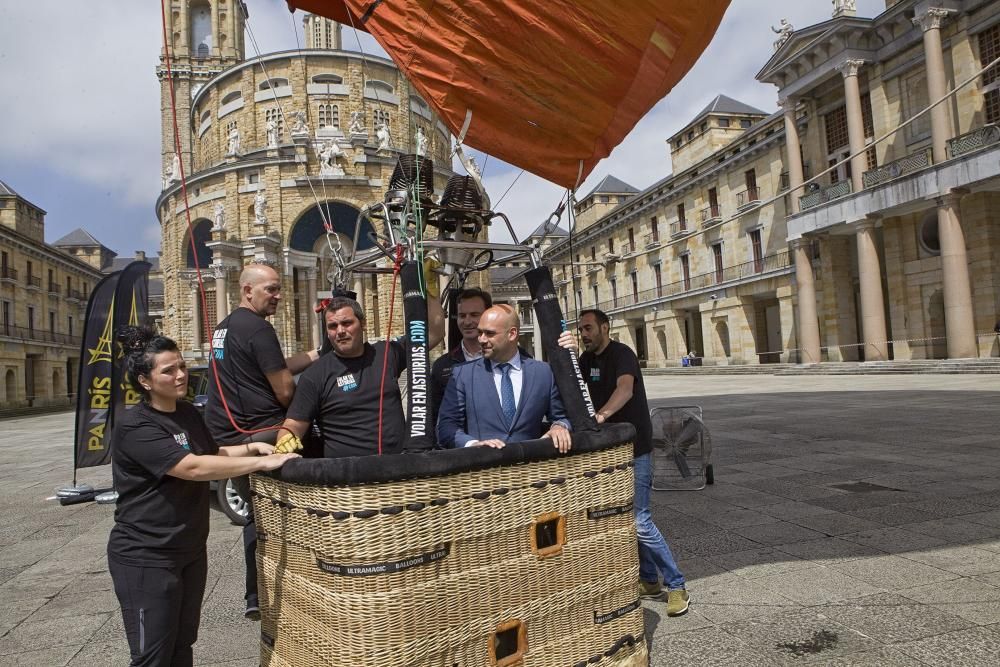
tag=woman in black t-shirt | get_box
[108,326,299,667]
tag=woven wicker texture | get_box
[252,442,646,666]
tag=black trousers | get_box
[109,553,208,667]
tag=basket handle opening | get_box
[490,619,527,667]
[530,511,566,559]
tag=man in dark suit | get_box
[437,305,571,451]
[430,288,533,429]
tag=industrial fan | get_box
[649,406,714,491]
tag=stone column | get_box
[210,2,219,57]
[791,238,821,364]
[837,59,868,193]
[854,220,889,361]
[189,281,202,351]
[780,97,805,214]
[914,8,954,164]
[937,192,977,358]
[214,267,228,327]
[305,268,319,349]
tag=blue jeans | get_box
[634,453,686,590]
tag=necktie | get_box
[497,362,516,429]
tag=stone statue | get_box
[771,19,793,50]
[254,188,268,226]
[291,110,309,136]
[171,153,181,181]
[376,123,393,152]
[466,154,482,181]
[832,0,856,16]
[318,140,346,176]
[414,126,429,157]
[349,111,365,135]
[212,202,226,231]
[266,119,279,148]
[227,126,241,156]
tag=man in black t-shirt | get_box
[281,295,444,457]
[204,263,319,618]
[576,309,689,617]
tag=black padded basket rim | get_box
[262,422,635,487]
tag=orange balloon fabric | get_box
[287,0,731,188]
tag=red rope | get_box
[160,0,275,437]
[377,246,404,456]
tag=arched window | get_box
[190,1,212,58]
[185,219,213,268]
[259,78,289,91]
[221,90,242,105]
[264,108,284,143]
[366,80,394,94]
[373,109,390,128]
[318,103,340,129]
[312,73,343,84]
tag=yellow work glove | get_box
[275,432,303,454]
[422,256,441,300]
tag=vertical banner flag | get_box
[73,271,121,470]
[110,261,152,437]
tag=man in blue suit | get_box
[437,305,571,452]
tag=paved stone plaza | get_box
[0,375,998,665]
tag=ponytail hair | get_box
[116,325,179,396]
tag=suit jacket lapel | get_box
[481,359,507,431]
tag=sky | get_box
[0,0,886,258]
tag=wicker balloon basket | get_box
[251,424,648,667]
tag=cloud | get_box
[0,0,886,255]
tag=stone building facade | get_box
[0,181,104,409]
[550,0,1000,367]
[156,2,454,360]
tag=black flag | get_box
[73,271,121,470]
[110,261,152,437]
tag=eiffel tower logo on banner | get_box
[115,288,142,362]
[88,296,115,366]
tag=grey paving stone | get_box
[190,624,260,664]
[839,526,949,554]
[787,512,885,537]
[804,646,931,666]
[699,508,782,529]
[639,600,715,635]
[843,504,938,527]
[751,566,884,605]
[821,592,973,643]
[720,607,882,665]
[29,588,121,622]
[895,626,1000,666]
[0,573,73,602]
[707,547,818,579]
[647,625,778,667]
[901,577,1000,626]
[759,501,839,521]
[0,597,48,636]
[897,517,1000,544]
[775,537,885,566]
[732,520,828,546]
[669,531,763,558]
[0,612,110,655]
[899,545,1000,577]
[0,645,81,667]
[829,554,959,591]
[65,637,131,667]
[897,498,994,519]
[740,478,846,501]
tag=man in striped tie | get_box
[437,305,571,451]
